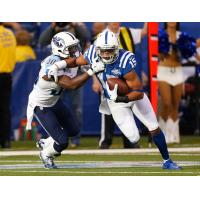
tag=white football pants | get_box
[107,93,159,143]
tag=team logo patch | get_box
[52,36,65,48]
[111,69,121,76]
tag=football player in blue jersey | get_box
[26,32,105,169]
[50,30,182,170]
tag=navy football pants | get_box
[34,100,80,151]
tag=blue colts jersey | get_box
[84,45,137,98]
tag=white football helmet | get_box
[95,30,120,64]
[51,32,81,58]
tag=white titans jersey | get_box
[28,54,78,107]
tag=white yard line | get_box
[0,147,200,156]
[3,170,200,174]
[0,161,199,170]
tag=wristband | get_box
[115,96,129,103]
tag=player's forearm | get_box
[58,72,90,89]
[53,57,87,69]
[126,91,144,101]
[64,56,88,68]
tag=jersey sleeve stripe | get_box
[89,45,95,63]
[119,51,129,68]
[91,47,96,62]
[84,56,90,64]
[122,53,134,68]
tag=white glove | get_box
[47,60,67,83]
[87,58,105,76]
[106,82,118,101]
[47,64,59,83]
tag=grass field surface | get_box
[0,136,199,176]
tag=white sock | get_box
[41,137,54,149]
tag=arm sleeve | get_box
[40,55,61,76]
[121,54,137,76]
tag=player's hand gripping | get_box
[47,64,59,83]
[47,58,75,83]
[87,58,105,76]
[106,82,118,101]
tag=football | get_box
[107,78,129,95]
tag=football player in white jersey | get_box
[26,32,105,169]
[49,30,182,170]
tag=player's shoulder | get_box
[84,44,96,55]
[118,49,136,68]
[41,54,62,67]
[84,44,97,63]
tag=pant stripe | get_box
[99,114,105,146]
[34,113,59,145]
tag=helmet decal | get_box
[52,36,65,48]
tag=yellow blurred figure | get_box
[0,24,16,73]
[0,23,16,148]
[15,30,36,62]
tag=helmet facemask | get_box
[67,43,82,58]
[96,46,119,64]
[56,42,81,59]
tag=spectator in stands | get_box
[196,38,200,61]
[3,22,23,32]
[158,22,190,144]
[0,23,16,148]
[15,30,36,62]
[38,22,91,147]
[39,22,90,51]
[92,22,147,149]
[91,22,107,44]
[3,22,40,47]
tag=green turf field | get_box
[0,136,199,176]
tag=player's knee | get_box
[146,122,159,134]
[150,127,160,136]
[127,134,140,144]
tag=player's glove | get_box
[87,58,105,76]
[47,60,67,83]
[106,82,118,101]
[106,82,130,103]
[47,64,59,83]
